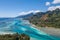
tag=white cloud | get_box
[48,6,60,11]
[52,0,60,4]
[18,10,40,16]
[46,2,50,6]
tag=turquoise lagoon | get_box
[0,18,60,40]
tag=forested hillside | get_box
[28,8,60,28]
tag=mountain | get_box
[27,8,60,28]
[16,13,34,19]
[16,10,46,19]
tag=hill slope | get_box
[28,8,60,28]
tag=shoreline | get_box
[31,23,60,38]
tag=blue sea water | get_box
[0,18,60,40]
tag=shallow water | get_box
[0,19,60,40]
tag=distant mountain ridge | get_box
[16,13,34,19]
[26,8,60,28]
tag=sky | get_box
[0,0,60,17]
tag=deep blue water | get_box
[0,18,60,40]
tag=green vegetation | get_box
[0,33,30,40]
[28,8,60,28]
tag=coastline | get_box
[31,23,60,38]
[39,27,60,38]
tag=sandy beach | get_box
[38,27,60,37]
[31,24,60,38]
